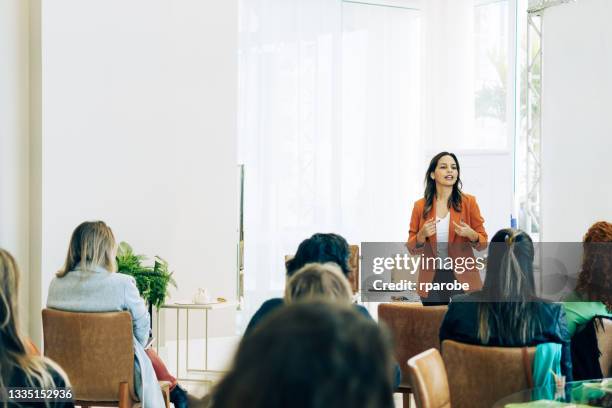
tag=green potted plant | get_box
[116,242,177,324]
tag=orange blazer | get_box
[407,193,488,298]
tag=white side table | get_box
[155,301,238,381]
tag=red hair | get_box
[576,221,612,312]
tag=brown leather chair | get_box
[441,340,535,408]
[348,244,359,294]
[378,303,448,408]
[597,318,612,376]
[285,244,360,294]
[407,348,450,408]
[42,309,170,408]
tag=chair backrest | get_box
[42,309,136,402]
[284,244,360,294]
[441,340,535,408]
[597,317,612,377]
[408,348,451,408]
[348,245,359,294]
[378,303,447,381]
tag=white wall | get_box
[0,0,31,333]
[541,0,612,241]
[36,0,238,342]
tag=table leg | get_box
[186,308,190,371]
[205,309,209,371]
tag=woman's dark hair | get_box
[576,221,612,312]
[423,151,463,218]
[210,302,395,408]
[477,228,542,344]
[286,233,351,278]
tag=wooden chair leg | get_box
[119,381,130,408]
[158,380,171,408]
[403,392,411,408]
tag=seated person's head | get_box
[285,263,353,305]
[286,233,351,278]
[576,221,612,311]
[0,249,22,345]
[0,248,66,388]
[482,228,535,300]
[210,302,395,408]
[478,229,538,344]
[59,220,117,276]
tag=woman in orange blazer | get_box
[407,152,488,305]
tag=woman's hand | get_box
[417,218,438,243]
[453,221,479,242]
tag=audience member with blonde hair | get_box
[210,302,395,408]
[285,263,353,304]
[46,221,188,408]
[0,248,74,407]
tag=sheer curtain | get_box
[238,0,423,327]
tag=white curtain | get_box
[422,0,475,149]
[238,0,517,328]
[238,0,423,326]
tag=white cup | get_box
[193,288,211,304]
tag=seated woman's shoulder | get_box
[534,298,564,312]
[111,271,136,284]
[450,291,482,303]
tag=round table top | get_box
[493,378,612,408]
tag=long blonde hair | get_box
[0,249,68,405]
[57,221,117,277]
[285,263,353,304]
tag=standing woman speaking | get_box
[407,152,488,305]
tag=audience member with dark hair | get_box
[285,233,352,277]
[439,228,572,380]
[210,302,395,408]
[563,221,612,336]
[245,233,356,333]
[245,232,401,387]
[0,248,74,407]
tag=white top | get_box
[436,212,450,260]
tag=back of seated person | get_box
[245,233,355,334]
[563,221,612,379]
[245,233,402,388]
[439,228,573,380]
[209,301,395,408]
[0,248,74,408]
[46,221,187,408]
[563,221,612,336]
